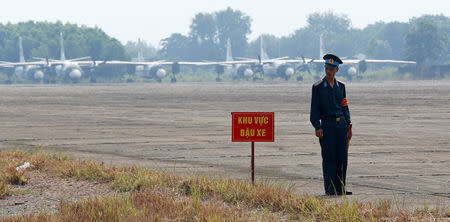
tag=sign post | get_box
[231,112,274,184]
[251,141,255,183]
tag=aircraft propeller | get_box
[295,55,312,74]
[252,55,264,76]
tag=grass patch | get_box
[4,166,27,185]
[2,190,279,222]
[0,149,447,221]
[10,189,39,196]
[359,67,414,81]
[0,181,8,199]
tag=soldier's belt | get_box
[321,116,344,122]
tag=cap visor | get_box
[324,63,338,69]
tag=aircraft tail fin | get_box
[60,32,66,61]
[226,38,233,62]
[319,34,325,59]
[18,37,25,63]
[260,36,269,60]
[137,38,144,62]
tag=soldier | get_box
[310,54,352,195]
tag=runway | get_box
[0,81,448,207]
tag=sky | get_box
[0,0,448,47]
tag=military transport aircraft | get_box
[0,33,99,83]
[0,34,183,83]
[117,38,258,82]
[48,33,93,82]
[98,40,173,83]
[301,34,417,80]
[109,38,174,82]
[1,33,416,83]
[188,37,309,81]
[0,37,47,82]
[220,34,417,81]
[90,38,212,83]
[233,37,301,80]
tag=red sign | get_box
[232,112,274,142]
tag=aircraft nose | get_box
[348,67,357,76]
[69,69,82,79]
[244,68,253,77]
[15,67,24,76]
[34,70,44,80]
[156,68,167,78]
[285,67,294,76]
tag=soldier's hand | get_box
[347,124,352,140]
[315,129,323,139]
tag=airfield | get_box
[0,80,448,208]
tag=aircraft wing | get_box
[310,59,416,64]
[0,61,48,67]
[18,60,177,67]
[194,58,306,66]
[90,60,176,66]
[178,58,315,66]
[357,59,416,64]
[0,61,15,68]
[49,60,231,67]
[177,61,222,66]
[269,56,290,60]
[88,60,246,67]
[173,60,257,66]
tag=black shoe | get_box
[337,191,352,195]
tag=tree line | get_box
[0,9,448,70]
[0,21,128,62]
[153,9,449,66]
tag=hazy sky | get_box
[1,0,448,47]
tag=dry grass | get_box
[0,149,447,221]
[0,151,30,199]
[3,167,27,186]
[0,181,8,199]
[3,190,281,222]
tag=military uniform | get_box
[310,54,352,195]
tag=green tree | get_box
[159,33,193,60]
[368,38,393,59]
[409,15,450,64]
[377,22,410,59]
[160,7,251,61]
[281,12,355,59]
[405,20,445,65]
[190,13,217,44]
[0,21,129,80]
[189,13,219,60]
[307,12,351,34]
[215,7,252,58]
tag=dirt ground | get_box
[0,81,448,208]
[0,170,114,215]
